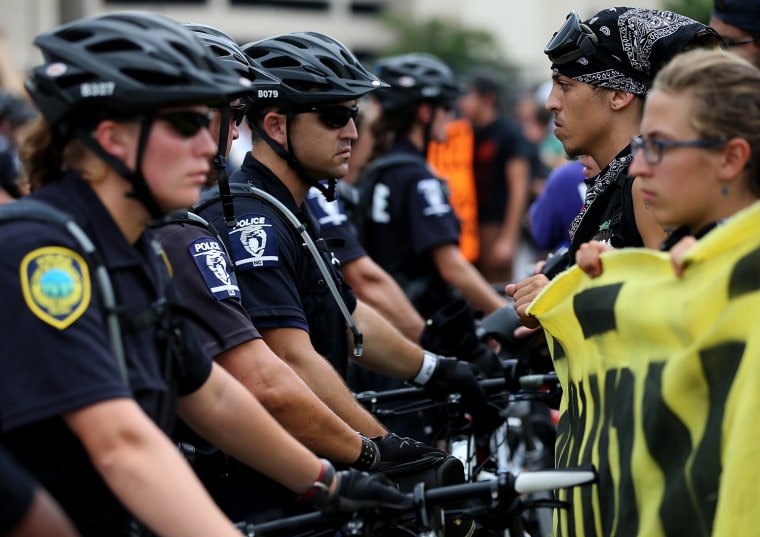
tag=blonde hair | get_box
[653,48,760,195]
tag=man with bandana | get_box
[506,7,723,328]
[710,0,760,68]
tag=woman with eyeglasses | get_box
[530,47,760,536]
[0,13,409,537]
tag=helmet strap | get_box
[251,114,337,202]
[74,118,165,219]
[213,105,237,229]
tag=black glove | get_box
[321,469,412,514]
[416,354,488,406]
[420,299,504,377]
[371,433,448,473]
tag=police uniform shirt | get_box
[0,172,212,535]
[528,200,760,537]
[196,154,356,376]
[304,183,366,265]
[363,139,460,317]
[0,445,35,534]
[152,219,261,358]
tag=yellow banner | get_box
[528,201,760,537]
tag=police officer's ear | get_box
[262,110,288,145]
[92,119,135,164]
[416,102,433,125]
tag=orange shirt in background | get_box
[427,118,479,262]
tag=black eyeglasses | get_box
[544,10,599,65]
[154,110,213,138]
[300,105,359,129]
[723,36,758,48]
[631,135,726,166]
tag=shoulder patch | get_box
[20,246,91,329]
[307,186,347,230]
[188,237,241,300]
[228,213,279,271]
[417,178,452,217]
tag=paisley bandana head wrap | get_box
[548,7,723,96]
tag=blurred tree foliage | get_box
[374,13,520,86]
[662,0,713,23]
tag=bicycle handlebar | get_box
[355,377,510,406]
[238,466,596,536]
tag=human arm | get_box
[178,363,325,494]
[64,398,244,537]
[0,446,80,537]
[488,156,530,268]
[340,255,425,342]
[259,326,388,437]
[215,337,365,464]
[179,364,411,512]
[431,244,509,315]
[7,487,80,537]
[350,300,493,423]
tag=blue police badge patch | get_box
[228,213,279,271]
[417,178,451,217]
[188,237,241,300]
[307,186,348,230]
[20,246,91,329]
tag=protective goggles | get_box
[544,10,599,65]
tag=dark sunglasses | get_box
[301,105,359,129]
[154,110,213,138]
[544,10,599,65]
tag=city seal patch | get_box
[20,246,91,329]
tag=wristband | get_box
[352,433,380,471]
[413,351,439,385]
[298,458,336,506]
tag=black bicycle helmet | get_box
[183,23,280,91]
[26,11,252,130]
[239,32,386,201]
[25,11,253,219]
[241,31,387,111]
[185,23,280,228]
[372,53,463,111]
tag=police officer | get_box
[344,53,508,439]
[0,12,408,536]
[361,53,509,320]
[154,24,438,523]
[193,32,493,443]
